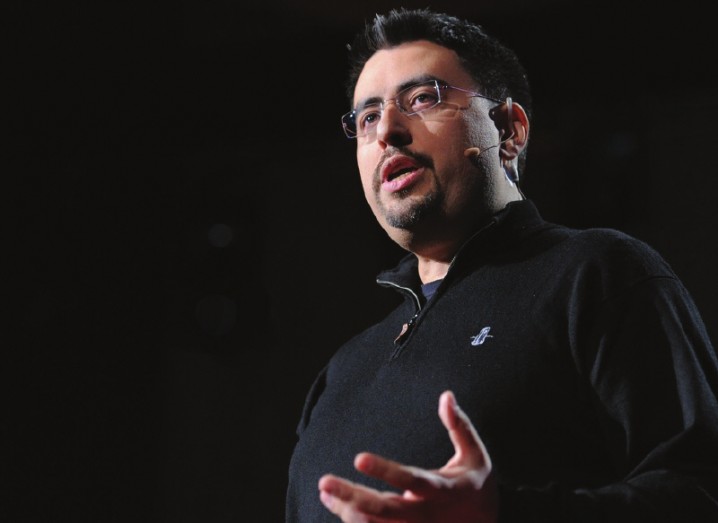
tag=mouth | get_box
[388,166,417,182]
[381,155,422,183]
[378,154,426,193]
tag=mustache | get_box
[373,147,434,184]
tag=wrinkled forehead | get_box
[353,40,474,108]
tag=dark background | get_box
[10,1,717,521]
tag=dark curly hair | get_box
[345,8,533,170]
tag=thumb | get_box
[438,390,491,469]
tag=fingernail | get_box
[452,398,464,415]
[320,490,335,509]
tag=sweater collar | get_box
[376,199,546,290]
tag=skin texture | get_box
[352,40,527,283]
[317,40,529,522]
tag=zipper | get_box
[393,310,420,345]
[375,280,422,346]
[378,219,500,350]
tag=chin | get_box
[381,193,441,230]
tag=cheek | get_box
[360,175,375,207]
[357,149,377,193]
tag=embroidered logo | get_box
[470,326,493,346]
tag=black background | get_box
[9,1,718,521]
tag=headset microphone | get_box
[463,97,522,189]
[464,146,482,157]
[463,97,514,160]
[463,143,504,158]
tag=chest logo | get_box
[470,326,493,346]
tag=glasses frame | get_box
[341,79,504,139]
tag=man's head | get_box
[345,9,531,123]
[344,8,532,258]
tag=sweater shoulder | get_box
[570,227,672,270]
[549,226,680,296]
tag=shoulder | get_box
[499,202,676,283]
[549,226,680,301]
[569,227,673,273]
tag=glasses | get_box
[341,79,502,139]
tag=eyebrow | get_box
[353,74,446,113]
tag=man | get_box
[286,8,718,522]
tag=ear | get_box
[490,99,529,160]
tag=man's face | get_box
[352,40,501,249]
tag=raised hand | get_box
[318,390,498,523]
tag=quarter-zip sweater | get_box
[286,200,718,522]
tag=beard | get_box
[370,147,443,229]
[380,189,442,229]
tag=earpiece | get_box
[462,97,516,159]
[464,96,523,189]
[505,96,513,122]
[504,162,519,184]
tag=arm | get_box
[499,277,718,522]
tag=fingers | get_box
[319,452,449,521]
[317,392,496,522]
[318,473,409,521]
[438,390,491,469]
[354,452,449,493]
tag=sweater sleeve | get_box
[498,276,718,523]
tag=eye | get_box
[405,86,440,112]
[357,107,381,132]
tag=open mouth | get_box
[388,166,416,181]
[381,155,421,183]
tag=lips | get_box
[380,155,421,183]
[378,154,426,193]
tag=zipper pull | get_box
[394,313,419,345]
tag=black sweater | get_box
[286,200,718,522]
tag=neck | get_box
[416,255,452,284]
[408,197,522,283]
[406,224,475,284]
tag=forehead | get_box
[353,40,474,105]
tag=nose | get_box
[375,102,412,148]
